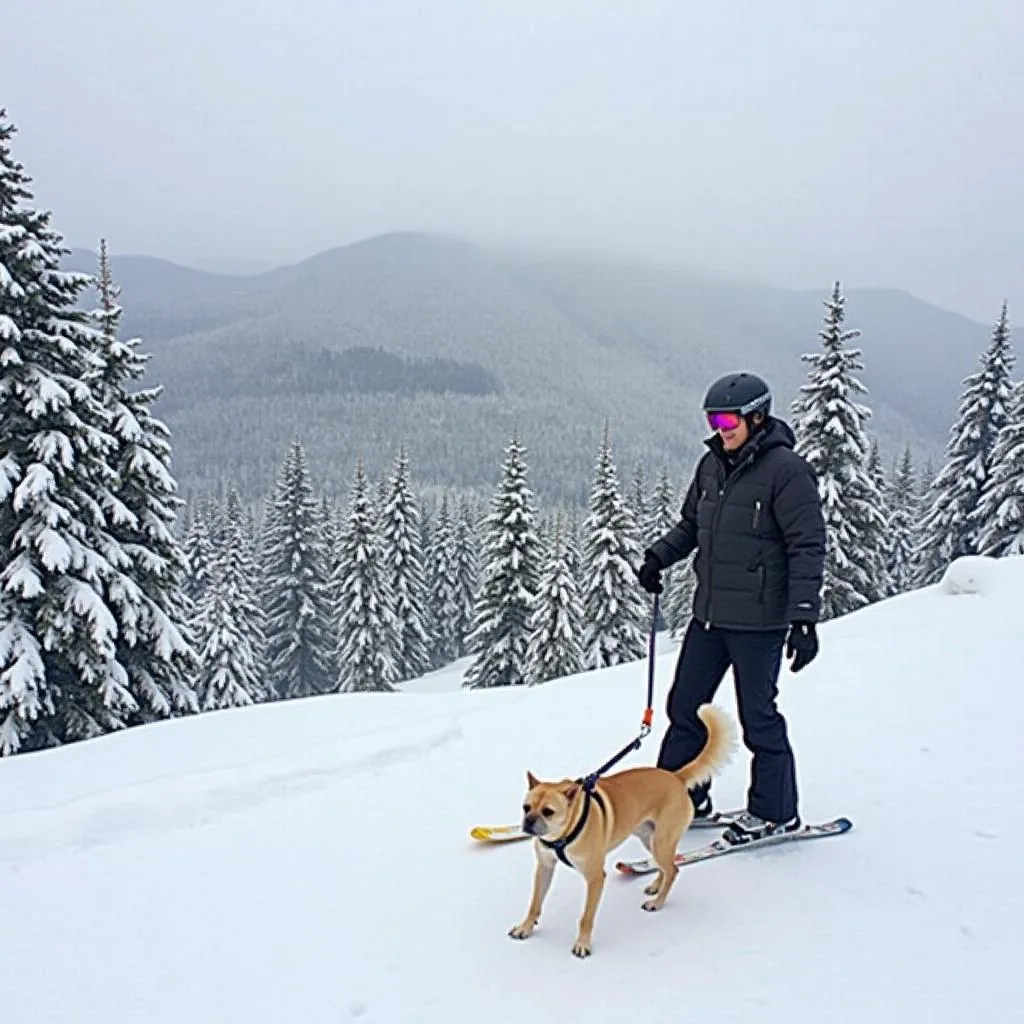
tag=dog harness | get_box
[538,785,607,868]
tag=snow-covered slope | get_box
[1,556,1021,1023]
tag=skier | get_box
[635,371,826,844]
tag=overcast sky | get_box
[4,0,1022,322]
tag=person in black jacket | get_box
[636,371,826,845]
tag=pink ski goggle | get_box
[706,411,743,431]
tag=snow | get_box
[0,315,21,344]
[0,555,1022,1022]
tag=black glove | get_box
[636,552,664,594]
[786,620,818,673]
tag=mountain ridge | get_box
[63,233,1016,505]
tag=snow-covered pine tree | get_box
[89,239,198,724]
[916,302,1015,583]
[920,458,935,505]
[664,558,697,639]
[525,515,584,684]
[452,497,479,657]
[887,445,919,594]
[643,467,672,549]
[318,494,339,581]
[374,474,389,529]
[183,495,218,611]
[536,509,553,556]
[866,438,894,599]
[563,503,584,596]
[975,379,1024,557]
[0,113,142,753]
[192,582,259,711]
[649,470,695,637]
[463,433,541,688]
[629,462,649,539]
[580,423,648,668]
[424,492,462,667]
[194,487,267,709]
[261,439,335,699]
[333,459,400,693]
[379,447,431,681]
[790,282,887,619]
[257,489,278,605]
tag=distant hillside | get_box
[64,234,1015,507]
[183,256,279,276]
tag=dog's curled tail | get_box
[673,703,738,789]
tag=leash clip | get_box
[639,706,653,739]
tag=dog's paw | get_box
[643,880,661,896]
[641,898,662,912]
[571,939,592,958]
[508,922,535,940]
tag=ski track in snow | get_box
[0,720,464,866]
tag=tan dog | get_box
[508,703,736,957]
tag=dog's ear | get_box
[563,783,579,803]
[526,770,540,790]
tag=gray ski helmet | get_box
[702,372,772,418]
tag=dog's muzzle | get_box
[522,814,540,836]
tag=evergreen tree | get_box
[452,497,479,657]
[580,423,647,668]
[183,496,218,611]
[790,282,887,619]
[463,433,541,688]
[629,462,649,538]
[866,438,894,599]
[425,492,462,667]
[976,379,1024,557]
[644,467,674,549]
[379,447,431,681]
[655,475,696,634]
[334,460,400,693]
[563,504,584,593]
[920,458,936,504]
[647,467,694,636]
[888,445,920,594]
[192,581,259,711]
[318,494,339,581]
[525,516,585,684]
[89,240,198,724]
[194,487,267,708]
[916,302,1015,582]
[261,440,335,699]
[0,112,138,752]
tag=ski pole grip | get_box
[642,707,653,728]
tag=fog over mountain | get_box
[65,234,1017,506]
[6,1,1021,327]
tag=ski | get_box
[470,809,748,844]
[470,824,531,843]
[687,808,748,829]
[614,816,853,875]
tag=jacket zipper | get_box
[706,450,756,629]
[753,500,762,530]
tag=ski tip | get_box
[470,825,530,843]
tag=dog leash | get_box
[578,593,659,792]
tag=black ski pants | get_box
[656,618,798,822]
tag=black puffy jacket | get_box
[647,417,826,631]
